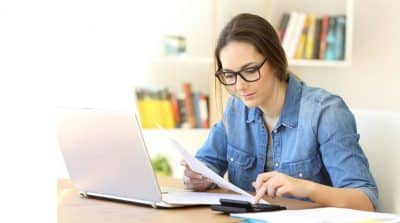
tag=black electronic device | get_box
[211,198,286,214]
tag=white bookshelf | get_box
[267,0,353,67]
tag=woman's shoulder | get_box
[300,84,347,109]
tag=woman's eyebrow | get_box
[222,62,257,71]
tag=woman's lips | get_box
[240,92,256,100]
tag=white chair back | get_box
[352,109,400,213]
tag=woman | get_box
[182,13,378,211]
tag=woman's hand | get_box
[181,160,213,191]
[252,171,315,202]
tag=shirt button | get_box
[230,157,234,162]
[299,172,303,178]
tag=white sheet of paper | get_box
[159,128,267,204]
[231,207,400,223]
[162,192,254,205]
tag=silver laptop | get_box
[57,108,251,208]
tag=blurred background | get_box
[1,0,399,220]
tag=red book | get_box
[182,83,196,128]
[319,15,330,59]
[169,92,180,128]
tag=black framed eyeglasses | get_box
[215,58,267,86]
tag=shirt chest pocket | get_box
[227,144,256,190]
[279,154,322,180]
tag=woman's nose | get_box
[235,74,248,90]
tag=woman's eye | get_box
[243,67,258,74]
[224,72,235,78]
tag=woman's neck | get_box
[259,80,287,120]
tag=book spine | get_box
[152,90,164,128]
[304,14,316,59]
[199,94,209,128]
[313,18,322,59]
[295,14,309,59]
[182,83,196,128]
[287,13,306,59]
[325,16,337,60]
[160,89,175,128]
[177,93,188,128]
[319,15,329,60]
[281,12,298,58]
[135,88,147,128]
[169,93,180,128]
[193,92,202,128]
[278,13,290,41]
[335,15,346,60]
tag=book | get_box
[199,94,209,128]
[334,15,346,60]
[135,88,161,128]
[151,90,164,128]
[169,92,180,128]
[313,18,322,59]
[177,93,188,128]
[287,12,306,59]
[182,83,196,128]
[281,12,299,58]
[159,88,175,128]
[135,86,209,129]
[304,14,316,59]
[278,13,290,41]
[193,92,202,128]
[319,15,330,59]
[295,14,309,59]
[135,88,147,128]
[325,16,337,60]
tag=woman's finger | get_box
[184,168,203,179]
[254,182,269,202]
[254,172,275,189]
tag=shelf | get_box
[153,56,213,65]
[288,59,351,67]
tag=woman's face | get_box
[219,41,280,108]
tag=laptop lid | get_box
[57,108,162,204]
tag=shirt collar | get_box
[246,74,303,128]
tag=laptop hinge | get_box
[79,191,88,198]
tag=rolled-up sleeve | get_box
[195,120,228,177]
[313,95,379,209]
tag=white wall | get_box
[0,1,177,222]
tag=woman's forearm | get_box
[306,181,374,211]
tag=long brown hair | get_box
[215,13,288,81]
[212,13,289,126]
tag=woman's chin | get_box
[242,99,258,108]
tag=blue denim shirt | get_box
[195,74,378,208]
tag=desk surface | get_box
[58,176,322,223]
